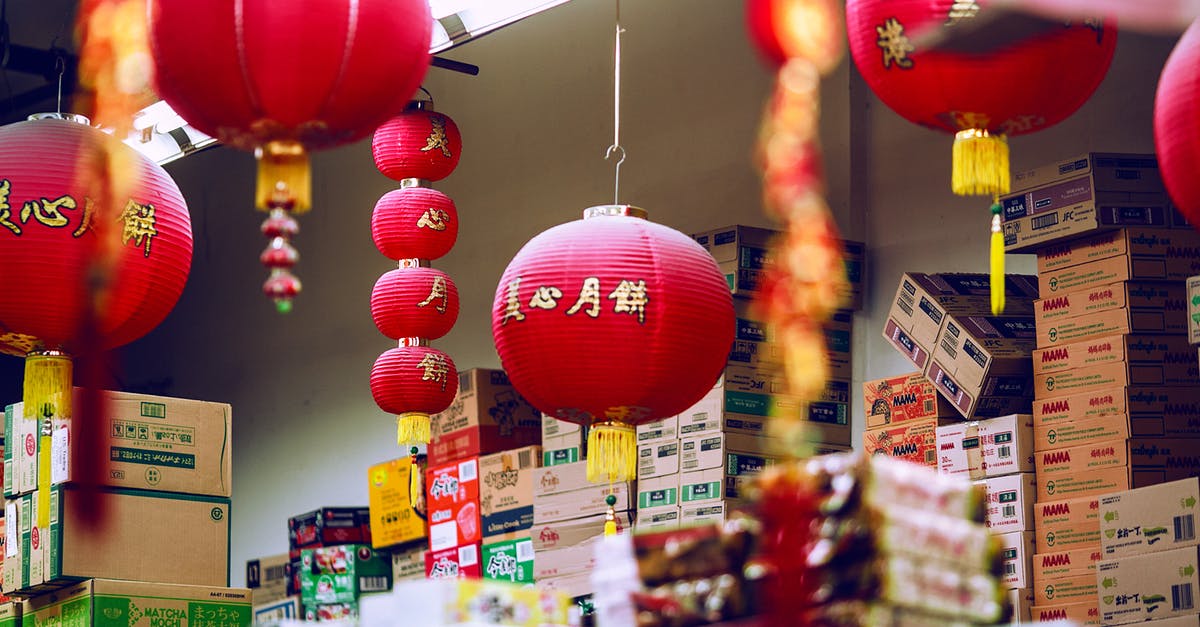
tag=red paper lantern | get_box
[0,116,192,356]
[371,268,460,340]
[370,346,458,416]
[373,108,463,183]
[372,187,459,261]
[149,0,432,311]
[491,206,735,483]
[1155,19,1200,229]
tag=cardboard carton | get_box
[883,272,1038,372]
[1038,466,1131,502]
[968,414,1036,479]
[1098,546,1199,625]
[2,500,20,595]
[1189,275,1200,345]
[723,451,778,502]
[862,417,951,468]
[367,458,426,549]
[1036,440,1129,478]
[24,579,251,627]
[1039,252,1196,297]
[680,502,727,526]
[299,544,392,605]
[841,241,866,311]
[481,537,535,584]
[931,313,1037,389]
[1100,477,1199,559]
[541,414,580,440]
[1035,495,1101,553]
[424,543,481,580]
[1032,386,1200,432]
[680,467,724,506]
[479,446,540,540]
[541,445,581,468]
[676,387,723,437]
[979,473,1036,533]
[999,531,1035,590]
[1030,602,1101,625]
[1139,616,1200,626]
[1032,572,1097,606]
[718,411,851,448]
[288,507,372,550]
[1036,227,1199,274]
[536,571,593,600]
[637,476,679,511]
[824,309,854,379]
[863,372,954,429]
[1033,546,1102,582]
[532,482,630,526]
[426,457,481,552]
[533,537,603,579]
[635,506,682,532]
[694,225,777,297]
[936,421,972,477]
[1010,153,1162,195]
[429,369,541,466]
[390,541,426,583]
[304,602,360,622]
[1033,333,1196,376]
[679,432,776,473]
[1007,588,1033,624]
[1129,437,1200,487]
[531,512,630,552]
[246,553,290,606]
[636,416,677,443]
[637,440,680,479]
[1035,284,1189,348]
[253,596,300,624]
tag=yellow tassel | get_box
[952,129,1011,196]
[408,450,423,513]
[396,412,431,446]
[990,206,1006,315]
[255,140,311,213]
[586,422,636,483]
[604,519,617,536]
[24,352,71,529]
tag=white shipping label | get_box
[429,521,459,552]
[458,543,478,567]
[4,501,15,557]
[51,426,69,485]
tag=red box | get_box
[863,372,954,429]
[426,457,482,552]
[424,543,482,580]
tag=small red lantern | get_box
[371,268,460,341]
[372,187,459,261]
[149,0,432,311]
[373,108,463,183]
[846,0,1115,312]
[1155,19,1200,230]
[370,345,459,418]
[745,0,845,72]
[491,206,735,483]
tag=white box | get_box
[978,473,1037,533]
[936,421,973,477]
[681,501,726,526]
[637,440,680,479]
[1008,588,1032,624]
[679,432,774,473]
[635,506,681,531]
[636,416,678,443]
[998,531,1035,590]
[973,414,1035,478]
[541,414,581,440]
[680,468,724,506]
[636,475,679,511]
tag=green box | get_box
[481,538,534,584]
[0,601,20,627]
[303,602,359,622]
[24,579,251,627]
[4,404,12,497]
[299,545,392,605]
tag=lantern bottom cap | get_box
[586,421,637,484]
[396,412,432,446]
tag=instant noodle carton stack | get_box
[862,372,958,469]
[1026,223,1200,623]
[935,414,1037,622]
[287,507,378,620]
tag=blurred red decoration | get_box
[371,268,460,340]
[149,0,433,311]
[372,187,459,261]
[491,206,734,483]
[745,0,846,72]
[0,116,193,356]
[1155,18,1200,230]
[373,108,464,183]
[370,346,459,417]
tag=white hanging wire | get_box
[603,0,625,205]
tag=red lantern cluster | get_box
[491,205,735,483]
[368,102,465,446]
[149,0,433,312]
[0,115,193,356]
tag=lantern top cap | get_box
[400,178,433,189]
[28,112,90,126]
[405,99,435,113]
[583,205,648,220]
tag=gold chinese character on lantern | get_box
[421,115,453,159]
[0,180,18,235]
[529,286,562,310]
[119,199,157,257]
[608,279,648,324]
[876,17,915,70]
[417,208,450,231]
[566,277,602,318]
[20,195,75,229]
[501,277,526,324]
[417,352,450,391]
[418,275,449,314]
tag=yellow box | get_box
[367,458,426,549]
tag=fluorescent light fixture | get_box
[121,0,572,164]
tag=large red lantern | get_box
[1155,19,1200,229]
[846,0,1115,312]
[149,0,432,311]
[491,206,735,483]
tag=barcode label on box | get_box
[1003,505,1016,519]
[1032,213,1059,231]
[1004,563,1016,575]
[925,450,936,465]
[998,445,1011,459]
[1172,583,1194,611]
[516,539,534,562]
[459,460,477,482]
[923,400,934,413]
[361,576,389,593]
[459,372,473,394]
[4,501,15,558]
[898,292,914,317]
[1175,514,1195,542]
[518,449,532,468]
[459,544,478,567]
[939,338,957,360]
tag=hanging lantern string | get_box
[603,0,626,205]
[55,55,64,116]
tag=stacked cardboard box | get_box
[883,272,1040,419]
[863,372,957,469]
[531,461,630,598]
[298,543,393,620]
[541,414,585,468]
[428,369,541,468]
[935,414,1037,622]
[287,507,373,619]
[365,456,428,587]
[1096,478,1199,625]
[1,390,233,597]
[25,580,252,627]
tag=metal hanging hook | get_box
[603,0,625,206]
[54,55,64,116]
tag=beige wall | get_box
[43,2,1175,584]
